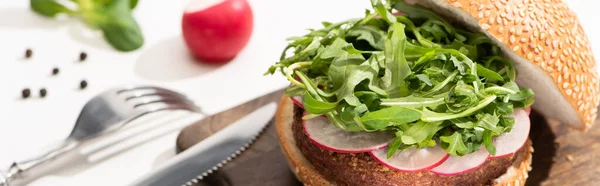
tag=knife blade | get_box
[129,102,277,186]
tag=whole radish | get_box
[182,0,254,63]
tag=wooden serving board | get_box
[175,89,600,186]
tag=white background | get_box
[0,0,597,185]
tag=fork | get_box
[0,85,204,186]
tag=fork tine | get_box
[124,86,186,96]
[118,87,188,101]
[135,102,203,115]
[129,95,194,108]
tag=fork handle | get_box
[0,139,78,186]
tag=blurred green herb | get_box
[30,0,143,51]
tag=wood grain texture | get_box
[176,89,600,186]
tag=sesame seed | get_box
[481,24,491,30]
[565,89,573,96]
[520,38,528,43]
[513,45,520,51]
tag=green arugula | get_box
[266,0,535,157]
[30,0,143,51]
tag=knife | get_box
[129,102,277,186]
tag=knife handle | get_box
[0,139,78,186]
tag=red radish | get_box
[182,0,253,63]
[303,115,394,153]
[525,106,532,115]
[430,146,490,176]
[369,146,449,172]
[489,108,531,158]
[291,96,304,109]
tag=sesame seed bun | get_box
[402,0,599,130]
[276,97,533,186]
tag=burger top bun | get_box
[403,0,599,130]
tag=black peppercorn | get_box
[25,49,32,58]
[52,67,59,75]
[80,80,88,89]
[79,52,87,61]
[21,88,31,98]
[40,88,47,97]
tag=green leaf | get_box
[509,88,535,108]
[483,130,496,155]
[476,113,500,132]
[415,74,433,86]
[422,95,497,122]
[92,0,144,51]
[263,0,538,158]
[476,64,504,81]
[382,22,411,93]
[360,107,421,130]
[451,117,477,129]
[329,61,387,106]
[347,25,386,50]
[386,136,403,158]
[380,92,447,108]
[371,0,396,23]
[440,132,468,156]
[401,121,441,145]
[30,0,74,17]
[302,91,338,114]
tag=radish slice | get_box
[291,96,304,108]
[489,108,530,158]
[303,116,394,153]
[430,146,490,176]
[525,106,531,115]
[369,146,449,172]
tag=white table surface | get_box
[0,0,598,185]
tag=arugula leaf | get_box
[380,92,447,108]
[386,136,403,158]
[476,113,500,132]
[477,64,504,81]
[302,91,338,114]
[483,130,496,155]
[382,22,411,94]
[509,88,535,108]
[265,0,536,157]
[348,25,386,50]
[329,62,386,106]
[401,121,441,145]
[360,107,421,130]
[440,132,468,156]
[415,74,433,86]
[422,95,497,122]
